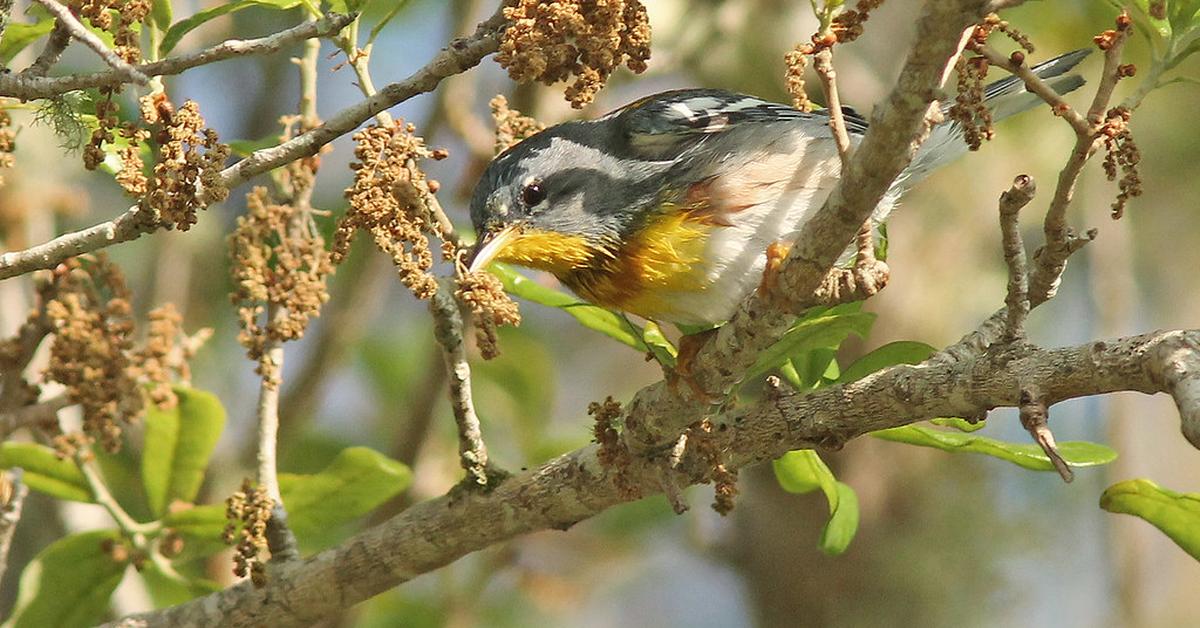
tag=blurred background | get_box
[1,0,1199,626]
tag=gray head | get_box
[467,120,669,273]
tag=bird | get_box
[468,50,1090,329]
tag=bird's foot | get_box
[668,328,723,405]
[757,240,792,299]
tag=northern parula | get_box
[468,50,1089,327]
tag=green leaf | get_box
[929,417,987,432]
[160,0,304,56]
[280,446,412,551]
[141,563,221,608]
[1101,479,1200,559]
[1168,0,1200,35]
[642,321,677,368]
[227,134,283,158]
[872,425,1118,471]
[783,348,839,390]
[326,0,365,13]
[149,0,173,31]
[819,481,859,556]
[0,442,93,502]
[366,0,413,44]
[0,20,56,65]
[744,304,875,383]
[141,386,227,517]
[772,450,859,555]
[838,340,936,384]
[490,263,648,352]
[161,505,227,561]
[773,449,831,495]
[1107,0,1172,39]
[7,530,126,628]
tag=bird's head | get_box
[466,122,665,276]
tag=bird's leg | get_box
[757,240,792,299]
[669,328,722,404]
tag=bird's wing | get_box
[607,88,868,160]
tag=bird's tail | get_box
[902,48,1092,184]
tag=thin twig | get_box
[0,468,29,585]
[30,0,149,85]
[944,29,1131,361]
[977,46,1091,135]
[813,47,852,168]
[337,14,484,484]
[1018,388,1073,482]
[0,394,71,439]
[253,306,296,560]
[813,44,879,274]
[431,287,491,487]
[998,174,1036,340]
[22,21,71,77]
[79,454,158,536]
[3,13,355,99]
[252,24,327,563]
[0,7,507,281]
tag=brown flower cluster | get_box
[589,395,638,500]
[489,95,546,155]
[688,419,738,515]
[497,0,651,108]
[975,13,1035,54]
[455,270,521,360]
[334,120,446,299]
[590,395,623,462]
[71,0,150,63]
[783,45,813,112]
[0,110,15,186]
[229,187,333,387]
[140,94,231,231]
[129,304,190,409]
[43,255,140,452]
[830,0,887,44]
[1101,107,1142,220]
[84,89,142,176]
[948,54,993,151]
[783,0,887,113]
[223,478,273,587]
[85,92,229,232]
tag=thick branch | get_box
[0,8,507,281]
[107,329,1200,627]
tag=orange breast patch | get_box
[563,209,715,317]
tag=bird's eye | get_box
[521,181,547,207]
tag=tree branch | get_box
[430,287,491,487]
[0,13,356,99]
[998,174,1036,340]
[30,0,149,85]
[0,468,29,586]
[105,328,1200,627]
[0,7,508,281]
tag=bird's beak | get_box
[467,224,519,273]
